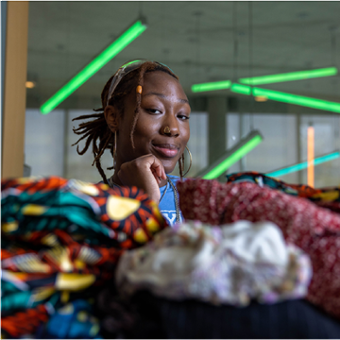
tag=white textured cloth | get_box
[115,220,312,306]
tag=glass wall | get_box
[25,1,340,187]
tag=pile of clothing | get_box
[2,173,340,338]
[116,220,312,306]
[177,172,340,320]
[104,171,340,338]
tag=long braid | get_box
[92,131,111,166]
[107,138,115,171]
[130,62,157,148]
[72,76,115,183]
[95,157,109,185]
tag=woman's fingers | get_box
[117,154,166,202]
[149,157,167,181]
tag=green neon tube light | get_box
[239,67,338,85]
[191,80,232,93]
[203,135,262,179]
[195,130,263,180]
[231,84,340,114]
[231,83,252,95]
[191,67,337,92]
[267,151,340,177]
[40,20,147,114]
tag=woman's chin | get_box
[163,163,177,175]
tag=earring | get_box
[114,131,117,168]
[178,146,192,178]
[182,146,192,176]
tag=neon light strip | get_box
[191,67,337,93]
[197,131,263,180]
[231,84,340,114]
[239,67,338,85]
[191,80,232,93]
[40,20,147,114]
[267,151,340,177]
[307,126,314,187]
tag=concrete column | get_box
[2,1,29,179]
[208,95,227,164]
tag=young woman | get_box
[72,60,192,226]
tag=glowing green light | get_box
[230,83,252,95]
[239,67,338,85]
[267,151,340,177]
[199,131,263,180]
[191,80,232,93]
[191,67,337,92]
[40,20,147,114]
[231,84,340,114]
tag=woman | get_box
[72,60,192,226]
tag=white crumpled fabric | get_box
[115,220,312,306]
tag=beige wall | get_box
[2,2,29,179]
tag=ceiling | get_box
[26,1,340,111]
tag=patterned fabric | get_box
[116,220,312,306]
[1,176,167,339]
[226,171,340,213]
[177,178,340,320]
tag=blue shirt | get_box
[159,175,183,227]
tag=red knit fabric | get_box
[177,178,340,320]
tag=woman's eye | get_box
[178,114,190,120]
[147,109,162,114]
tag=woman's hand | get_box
[116,154,167,202]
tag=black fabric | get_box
[128,291,340,339]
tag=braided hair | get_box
[72,61,186,184]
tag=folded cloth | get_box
[1,176,167,339]
[176,178,340,320]
[116,220,311,306]
[226,171,340,213]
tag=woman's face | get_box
[116,70,191,174]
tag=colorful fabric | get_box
[1,304,50,339]
[1,176,167,338]
[116,220,311,306]
[177,178,340,320]
[226,171,340,213]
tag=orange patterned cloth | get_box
[1,176,167,338]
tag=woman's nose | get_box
[161,114,179,137]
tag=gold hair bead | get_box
[136,85,142,94]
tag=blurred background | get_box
[2,1,340,187]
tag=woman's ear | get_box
[104,105,120,133]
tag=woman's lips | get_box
[152,144,180,158]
